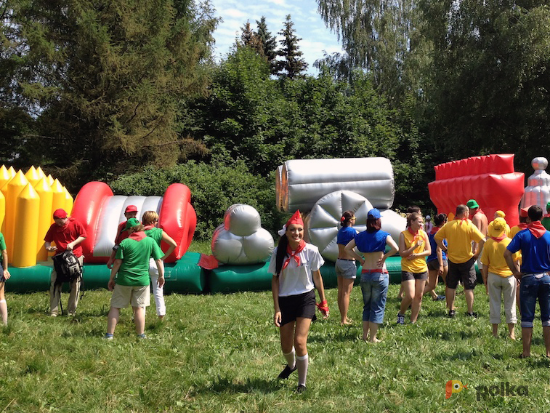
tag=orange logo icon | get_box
[446,380,467,399]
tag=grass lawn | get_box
[1,246,549,411]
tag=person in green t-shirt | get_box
[0,232,10,326]
[541,202,550,231]
[142,211,177,321]
[105,219,164,339]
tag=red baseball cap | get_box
[520,207,529,218]
[53,208,67,219]
[125,205,138,213]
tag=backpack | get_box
[52,251,83,285]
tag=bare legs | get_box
[107,306,146,336]
[280,318,311,387]
[337,276,354,325]
[363,321,380,342]
[399,279,426,323]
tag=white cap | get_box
[426,215,431,220]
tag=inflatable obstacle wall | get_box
[0,165,73,267]
[428,154,524,226]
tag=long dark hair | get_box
[275,235,289,276]
[340,210,354,227]
[366,218,381,233]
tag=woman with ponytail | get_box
[336,210,358,325]
[269,211,328,394]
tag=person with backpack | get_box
[44,209,87,317]
[0,231,10,325]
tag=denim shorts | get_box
[335,259,357,279]
[360,271,389,324]
[519,273,550,328]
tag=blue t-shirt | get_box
[427,231,447,263]
[354,230,389,254]
[337,226,357,246]
[507,229,550,274]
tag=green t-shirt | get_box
[0,233,5,251]
[144,227,163,246]
[115,235,164,286]
[542,217,550,231]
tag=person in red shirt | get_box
[44,209,87,317]
[106,205,138,269]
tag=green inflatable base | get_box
[7,252,205,294]
[208,257,483,294]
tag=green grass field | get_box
[1,244,549,411]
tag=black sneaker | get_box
[296,384,306,393]
[448,310,456,318]
[466,312,478,318]
[278,364,297,379]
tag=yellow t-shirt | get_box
[480,237,518,277]
[400,229,429,273]
[435,219,485,264]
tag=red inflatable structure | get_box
[72,182,196,263]
[428,154,524,226]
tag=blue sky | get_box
[209,0,344,73]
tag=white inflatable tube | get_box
[281,158,394,212]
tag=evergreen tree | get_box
[275,15,308,79]
[0,0,218,190]
[240,21,264,57]
[256,16,278,74]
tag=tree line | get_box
[2,0,549,239]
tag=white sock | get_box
[296,353,308,386]
[0,299,7,326]
[283,347,296,369]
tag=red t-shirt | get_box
[44,218,87,257]
[114,221,129,245]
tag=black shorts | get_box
[427,259,448,271]
[401,271,428,282]
[278,290,316,326]
[446,257,477,290]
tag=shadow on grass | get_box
[202,376,284,395]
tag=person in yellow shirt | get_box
[487,211,510,237]
[480,218,519,339]
[397,213,431,324]
[435,204,485,318]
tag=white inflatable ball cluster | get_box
[211,204,274,264]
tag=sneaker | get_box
[137,333,147,339]
[466,312,478,318]
[448,310,456,318]
[278,364,297,379]
[103,333,114,340]
[397,313,405,325]
[434,295,445,301]
[296,384,307,394]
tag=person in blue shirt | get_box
[424,213,448,301]
[505,205,550,358]
[335,210,358,325]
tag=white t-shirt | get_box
[268,243,325,297]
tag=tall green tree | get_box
[316,0,428,104]
[275,15,308,79]
[418,0,550,172]
[0,0,218,190]
[256,16,278,74]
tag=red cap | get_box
[53,208,67,219]
[125,205,138,213]
[520,207,529,218]
[286,210,304,227]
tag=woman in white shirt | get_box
[269,210,328,394]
